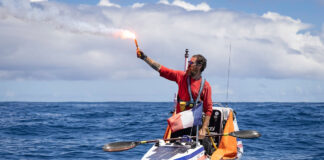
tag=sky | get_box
[0,0,324,102]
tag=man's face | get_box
[186,57,201,76]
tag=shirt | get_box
[159,65,213,116]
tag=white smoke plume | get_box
[0,0,131,38]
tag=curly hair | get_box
[192,54,207,72]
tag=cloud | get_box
[158,0,170,5]
[30,0,47,2]
[316,0,324,6]
[211,84,232,95]
[0,0,324,81]
[158,0,211,12]
[5,90,15,96]
[321,24,324,42]
[132,3,145,8]
[98,0,121,8]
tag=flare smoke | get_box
[0,0,131,39]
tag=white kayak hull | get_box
[142,140,208,160]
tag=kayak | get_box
[102,104,260,159]
[141,104,244,160]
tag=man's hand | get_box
[137,49,147,60]
[199,115,210,139]
[199,127,207,139]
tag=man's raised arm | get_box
[137,49,161,72]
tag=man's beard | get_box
[186,67,199,77]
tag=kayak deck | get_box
[142,140,207,160]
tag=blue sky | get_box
[0,0,324,102]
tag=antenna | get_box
[226,43,231,107]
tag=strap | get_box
[187,76,206,105]
[196,77,206,104]
[187,77,194,104]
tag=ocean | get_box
[0,102,323,160]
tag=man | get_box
[136,49,213,139]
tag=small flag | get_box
[167,103,203,133]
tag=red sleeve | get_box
[159,65,185,84]
[202,81,213,116]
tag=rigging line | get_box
[226,43,231,107]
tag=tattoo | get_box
[144,56,161,71]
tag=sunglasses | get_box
[188,61,201,65]
[188,61,195,65]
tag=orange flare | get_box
[135,39,139,49]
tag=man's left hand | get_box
[136,49,147,60]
